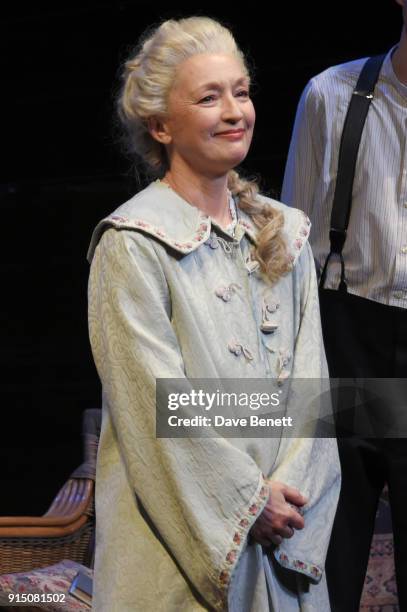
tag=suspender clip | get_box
[329,228,347,253]
[353,90,373,99]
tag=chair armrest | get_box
[0,480,93,537]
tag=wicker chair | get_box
[0,409,100,576]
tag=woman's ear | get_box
[148,116,172,145]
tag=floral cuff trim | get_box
[286,210,311,267]
[274,549,323,584]
[213,474,269,610]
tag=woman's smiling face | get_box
[154,53,255,177]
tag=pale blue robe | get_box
[87,180,340,611]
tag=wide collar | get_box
[87,180,310,265]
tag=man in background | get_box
[281,1,407,609]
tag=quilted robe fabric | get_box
[87,180,340,611]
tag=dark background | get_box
[2,2,402,514]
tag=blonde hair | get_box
[118,16,290,284]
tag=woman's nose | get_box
[221,95,244,121]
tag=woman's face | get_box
[154,53,255,177]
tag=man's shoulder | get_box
[308,56,370,95]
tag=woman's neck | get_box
[162,165,232,228]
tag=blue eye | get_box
[199,95,216,104]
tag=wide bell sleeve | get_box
[268,242,341,582]
[88,227,270,610]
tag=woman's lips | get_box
[214,129,245,140]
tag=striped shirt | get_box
[281,47,407,309]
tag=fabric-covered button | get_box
[206,235,219,249]
[215,283,241,302]
[266,301,280,314]
[228,342,254,361]
[260,321,279,334]
[279,351,292,368]
[245,253,260,274]
[228,342,242,356]
[216,287,232,302]
[261,298,280,334]
[277,348,292,382]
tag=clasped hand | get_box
[250,480,307,547]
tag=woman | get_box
[87,16,340,611]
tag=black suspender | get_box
[319,54,386,291]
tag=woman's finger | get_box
[288,509,305,530]
[281,484,308,506]
[276,524,295,539]
[269,533,283,546]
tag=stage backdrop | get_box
[1,2,401,514]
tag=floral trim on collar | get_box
[110,214,211,254]
[223,194,238,236]
[286,210,311,266]
[87,212,211,261]
[87,209,258,262]
[87,183,310,264]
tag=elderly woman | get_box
[87,16,340,612]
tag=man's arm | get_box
[281,78,325,217]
